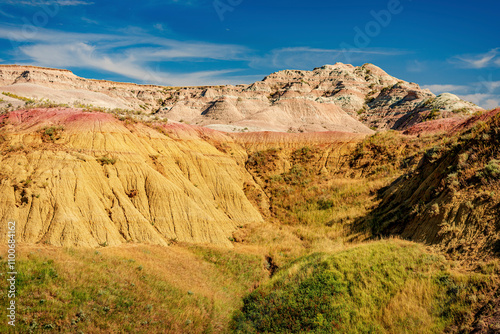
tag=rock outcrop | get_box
[0,108,267,247]
[0,64,483,133]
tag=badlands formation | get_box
[1,63,499,334]
[0,63,481,133]
[0,63,486,248]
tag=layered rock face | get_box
[0,64,482,133]
[0,108,267,247]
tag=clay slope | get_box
[0,64,482,133]
[362,109,500,261]
[0,108,269,247]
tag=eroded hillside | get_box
[0,105,499,333]
[0,64,482,133]
[363,109,500,262]
[0,108,265,247]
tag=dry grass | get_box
[380,279,438,333]
[232,239,498,333]
[1,121,498,333]
[0,244,267,333]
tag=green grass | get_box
[2,92,35,104]
[0,245,267,333]
[40,126,65,142]
[188,246,265,290]
[231,240,493,334]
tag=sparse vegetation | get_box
[425,108,441,121]
[96,156,117,165]
[40,125,65,142]
[0,71,499,334]
[477,159,500,179]
[2,91,36,104]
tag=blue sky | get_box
[0,0,499,108]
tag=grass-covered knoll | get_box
[232,240,495,334]
[245,132,440,231]
[0,244,267,333]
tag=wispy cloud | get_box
[406,60,426,73]
[0,8,15,18]
[424,77,500,110]
[18,42,243,86]
[482,80,500,92]
[449,48,500,69]
[153,0,209,7]
[154,23,165,31]
[458,94,500,110]
[0,24,409,86]
[0,0,93,6]
[422,84,468,95]
[81,17,99,25]
[0,25,252,85]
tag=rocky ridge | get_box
[0,64,482,133]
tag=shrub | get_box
[97,156,117,165]
[291,146,315,162]
[478,159,500,179]
[317,198,334,210]
[425,109,441,121]
[365,96,375,104]
[430,203,440,216]
[2,92,35,104]
[41,126,64,142]
[247,148,280,169]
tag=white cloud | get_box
[81,17,99,25]
[423,78,500,110]
[449,48,500,69]
[0,25,113,43]
[422,84,468,95]
[458,94,500,110]
[154,23,164,31]
[0,25,249,60]
[406,60,426,73]
[0,24,252,85]
[0,24,409,86]
[151,0,209,7]
[482,80,500,92]
[18,42,245,86]
[0,8,15,18]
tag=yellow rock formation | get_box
[0,108,264,247]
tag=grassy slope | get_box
[231,240,497,334]
[364,111,500,261]
[0,244,267,333]
[240,130,439,266]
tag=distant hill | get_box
[0,63,482,133]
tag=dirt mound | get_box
[403,118,465,135]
